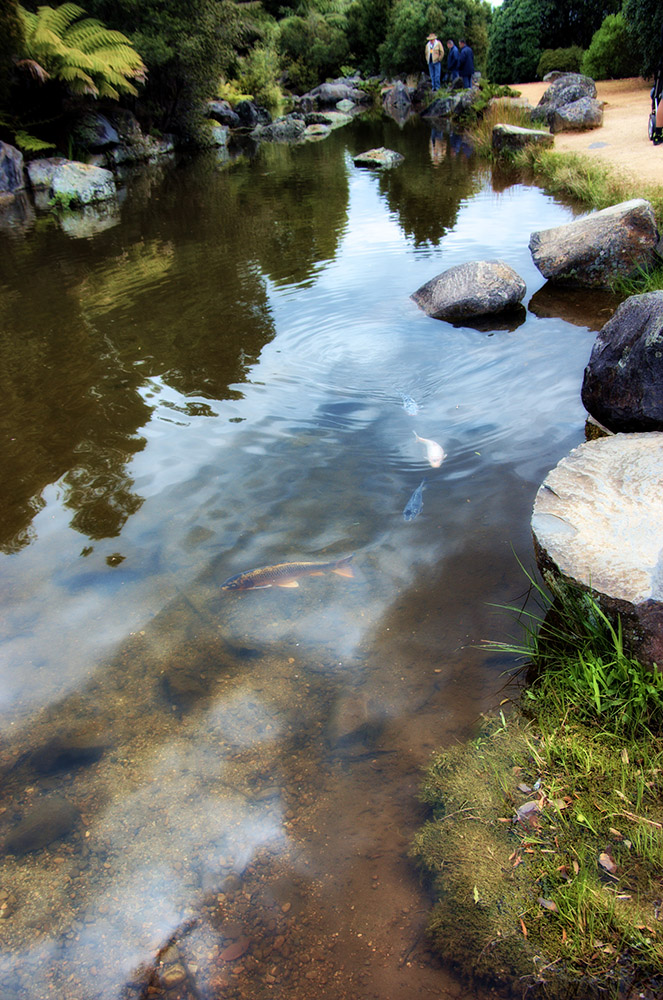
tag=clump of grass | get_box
[611,263,663,296]
[412,572,663,997]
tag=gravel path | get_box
[514,77,663,187]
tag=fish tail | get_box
[333,554,355,579]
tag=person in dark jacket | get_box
[458,38,474,89]
[445,39,459,83]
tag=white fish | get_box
[413,431,446,468]
[400,392,419,415]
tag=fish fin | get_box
[277,580,299,588]
[333,565,355,579]
[309,571,326,576]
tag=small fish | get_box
[403,480,425,522]
[413,431,446,468]
[221,555,355,591]
[400,392,419,415]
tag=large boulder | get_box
[307,82,369,106]
[531,73,597,127]
[0,142,25,194]
[207,100,241,128]
[383,81,412,121]
[532,433,663,668]
[51,161,117,205]
[253,116,306,142]
[421,95,460,118]
[492,124,553,153]
[529,199,659,288]
[72,112,120,150]
[552,96,603,132]
[234,101,271,128]
[411,259,526,322]
[581,291,663,432]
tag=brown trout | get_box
[221,555,355,591]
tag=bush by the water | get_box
[536,45,583,79]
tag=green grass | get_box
[412,574,663,997]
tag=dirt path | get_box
[513,77,663,187]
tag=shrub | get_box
[536,45,583,79]
[581,12,640,81]
[277,11,350,93]
[234,45,284,114]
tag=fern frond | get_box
[57,63,98,95]
[15,58,51,83]
[14,130,57,152]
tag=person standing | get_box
[458,38,474,89]
[424,32,443,92]
[445,38,460,83]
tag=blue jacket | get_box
[458,44,474,79]
[446,44,460,74]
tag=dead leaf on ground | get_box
[599,851,618,876]
[520,918,528,938]
[538,897,559,912]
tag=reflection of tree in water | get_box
[377,128,485,247]
[0,137,352,553]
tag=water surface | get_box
[0,116,616,999]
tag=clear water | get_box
[0,116,617,999]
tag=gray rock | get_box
[411,259,526,322]
[207,100,241,128]
[382,81,412,120]
[308,82,369,106]
[73,112,120,150]
[529,198,658,288]
[492,123,553,153]
[253,116,306,142]
[335,99,355,113]
[353,146,404,169]
[532,433,663,668]
[208,123,229,146]
[4,795,80,854]
[26,156,67,191]
[552,96,603,132]
[0,142,25,194]
[531,73,597,127]
[421,95,460,118]
[581,291,663,432]
[542,70,567,82]
[51,161,117,205]
[302,123,331,142]
[234,101,271,128]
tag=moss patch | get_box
[412,714,663,998]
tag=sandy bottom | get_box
[513,77,663,187]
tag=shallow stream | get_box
[0,115,618,999]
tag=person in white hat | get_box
[424,32,443,92]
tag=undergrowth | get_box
[412,571,663,998]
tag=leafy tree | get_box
[277,10,350,91]
[622,0,663,77]
[0,0,22,108]
[16,2,146,98]
[581,12,639,80]
[346,0,394,76]
[379,0,491,78]
[487,0,620,84]
[78,0,255,136]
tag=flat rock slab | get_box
[529,198,658,288]
[411,259,526,322]
[532,433,663,665]
[492,123,553,152]
[353,147,404,169]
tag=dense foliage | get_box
[536,45,583,79]
[581,12,640,80]
[622,0,663,77]
[487,0,621,83]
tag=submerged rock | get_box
[353,147,404,169]
[529,198,658,288]
[532,433,663,667]
[411,259,526,322]
[581,291,663,431]
[4,795,80,854]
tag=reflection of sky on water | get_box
[0,126,607,999]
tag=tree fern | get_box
[17,3,146,99]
